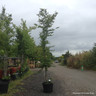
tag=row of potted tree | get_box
[0,58,29,94]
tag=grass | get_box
[0,70,34,96]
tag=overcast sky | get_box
[0,0,96,56]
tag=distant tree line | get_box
[60,44,96,71]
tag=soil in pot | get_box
[42,82,53,93]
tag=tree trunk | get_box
[4,56,7,77]
[21,54,24,64]
[44,67,47,81]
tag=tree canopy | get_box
[0,7,14,56]
[15,19,36,59]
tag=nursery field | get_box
[13,63,96,96]
[1,63,95,96]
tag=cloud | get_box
[0,0,96,56]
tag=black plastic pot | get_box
[18,72,22,78]
[11,74,16,80]
[42,82,53,93]
[0,79,9,93]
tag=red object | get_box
[0,70,3,79]
[7,69,10,75]
[17,66,21,71]
[10,67,17,75]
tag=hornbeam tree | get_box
[36,8,58,81]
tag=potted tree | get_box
[36,8,58,93]
[0,56,10,93]
[0,7,15,93]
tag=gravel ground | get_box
[13,68,65,96]
[14,63,96,96]
[49,63,96,96]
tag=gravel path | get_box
[13,68,65,96]
[49,63,96,96]
[14,63,96,96]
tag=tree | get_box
[62,51,71,65]
[0,7,15,77]
[36,9,58,81]
[91,43,96,70]
[15,19,36,63]
[0,7,14,56]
